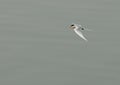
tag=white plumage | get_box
[70,23,88,41]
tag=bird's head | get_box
[69,24,76,29]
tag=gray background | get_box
[0,0,120,85]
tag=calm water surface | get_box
[0,0,120,85]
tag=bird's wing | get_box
[74,29,88,41]
[76,24,82,29]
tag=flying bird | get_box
[69,23,88,41]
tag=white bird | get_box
[69,23,88,41]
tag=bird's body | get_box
[69,23,88,41]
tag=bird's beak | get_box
[69,26,72,29]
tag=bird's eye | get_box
[71,24,74,26]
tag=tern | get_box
[69,23,89,41]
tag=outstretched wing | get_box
[74,29,88,41]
